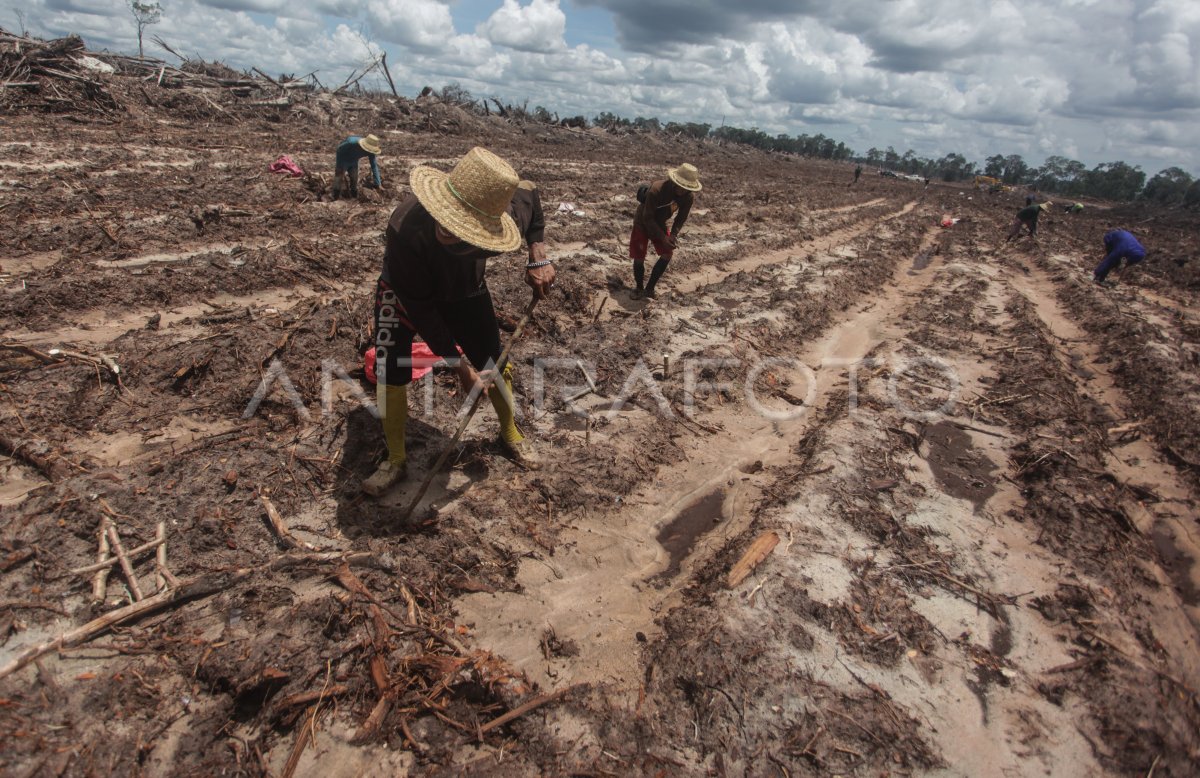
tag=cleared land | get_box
[2,39,1200,777]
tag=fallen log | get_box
[0,430,77,481]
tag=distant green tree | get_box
[665,121,711,140]
[983,154,1005,178]
[531,105,553,123]
[1032,156,1087,195]
[936,152,973,181]
[1085,161,1145,201]
[883,146,899,170]
[1001,154,1029,185]
[1142,167,1194,206]
[1185,180,1200,208]
[593,111,631,129]
[128,0,161,59]
[865,147,882,166]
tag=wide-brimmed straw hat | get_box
[666,163,702,192]
[358,134,382,155]
[410,147,520,253]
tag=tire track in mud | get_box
[624,232,1106,775]
[1006,261,1200,633]
[585,199,917,321]
[611,228,1200,775]
[454,215,942,696]
[676,200,917,294]
[461,214,1200,774]
[927,240,1200,776]
[810,196,886,215]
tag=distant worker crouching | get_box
[1093,229,1145,285]
[1005,201,1051,242]
[630,163,702,299]
[333,134,382,200]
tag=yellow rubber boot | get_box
[363,384,408,496]
[379,383,408,465]
[488,365,523,445]
[489,366,540,469]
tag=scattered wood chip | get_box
[726,531,780,589]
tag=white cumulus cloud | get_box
[479,0,566,53]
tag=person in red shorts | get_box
[629,163,702,299]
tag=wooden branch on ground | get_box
[259,300,321,366]
[47,348,121,378]
[71,534,163,576]
[477,684,587,736]
[894,559,1012,613]
[0,431,78,481]
[92,517,111,601]
[0,552,377,681]
[273,685,349,711]
[726,532,781,588]
[948,420,1006,438]
[106,524,143,601]
[260,492,323,552]
[155,521,180,591]
[281,704,319,778]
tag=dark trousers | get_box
[333,165,357,199]
[1094,251,1144,282]
[373,280,500,387]
[1006,216,1036,241]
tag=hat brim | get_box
[359,138,381,155]
[667,169,702,192]
[410,165,521,253]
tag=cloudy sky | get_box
[6,0,1198,176]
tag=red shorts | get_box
[629,226,673,261]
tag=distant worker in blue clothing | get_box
[333,134,382,200]
[1093,229,1146,285]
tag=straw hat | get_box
[358,134,382,155]
[666,163,702,192]
[410,147,520,253]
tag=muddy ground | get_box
[2,47,1200,778]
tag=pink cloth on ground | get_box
[268,155,304,177]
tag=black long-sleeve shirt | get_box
[634,179,693,242]
[380,186,544,359]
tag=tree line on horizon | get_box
[437,83,1197,207]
